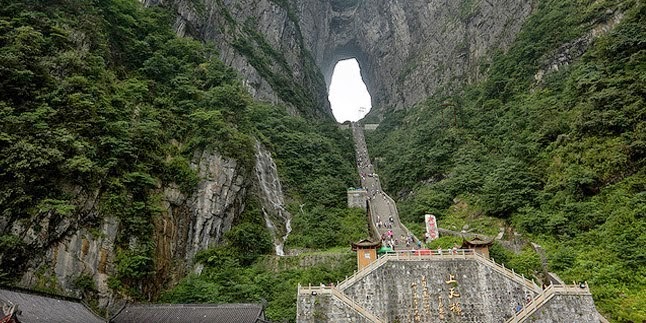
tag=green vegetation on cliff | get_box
[367,0,645,321]
[0,0,360,315]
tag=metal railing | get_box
[506,282,592,323]
[298,284,385,323]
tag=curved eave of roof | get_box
[351,239,381,250]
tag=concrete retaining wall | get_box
[341,259,537,322]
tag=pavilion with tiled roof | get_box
[461,235,495,258]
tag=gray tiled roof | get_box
[0,287,104,323]
[111,303,265,323]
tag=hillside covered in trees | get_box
[367,0,645,321]
[0,0,644,322]
[0,0,363,319]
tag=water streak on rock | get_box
[254,141,292,256]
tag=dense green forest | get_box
[2,0,645,322]
[367,0,645,321]
[0,0,362,320]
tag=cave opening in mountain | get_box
[328,58,372,123]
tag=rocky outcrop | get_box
[301,0,534,113]
[534,10,624,83]
[3,147,250,306]
[4,140,296,306]
[185,149,247,260]
[18,217,118,308]
[142,0,332,118]
[149,0,533,117]
[151,148,248,290]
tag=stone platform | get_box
[297,250,603,323]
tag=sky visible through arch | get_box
[328,59,372,123]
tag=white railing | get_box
[506,282,592,323]
[298,284,385,323]
[337,251,391,290]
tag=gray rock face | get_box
[302,0,534,113]
[151,0,533,117]
[6,148,250,306]
[143,0,332,117]
[534,10,624,83]
[19,217,118,308]
[185,148,247,261]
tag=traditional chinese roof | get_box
[351,239,381,250]
[110,303,267,323]
[0,286,104,323]
[462,235,494,247]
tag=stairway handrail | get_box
[505,282,592,323]
[337,249,541,293]
[298,285,384,323]
[366,200,382,241]
[337,251,390,290]
[469,251,541,292]
[381,193,419,243]
[330,287,385,323]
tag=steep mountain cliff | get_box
[365,1,645,321]
[2,0,643,321]
[0,0,354,310]
[147,0,533,115]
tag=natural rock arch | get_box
[298,0,534,114]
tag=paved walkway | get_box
[351,122,418,250]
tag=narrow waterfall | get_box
[254,141,292,256]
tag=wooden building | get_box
[461,236,495,258]
[351,239,381,270]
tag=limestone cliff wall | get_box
[4,142,290,307]
[18,217,119,308]
[148,0,533,117]
[142,0,332,118]
[299,0,534,113]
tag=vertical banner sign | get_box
[425,214,439,240]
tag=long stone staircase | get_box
[296,123,604,322]
[351,122,418,245]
